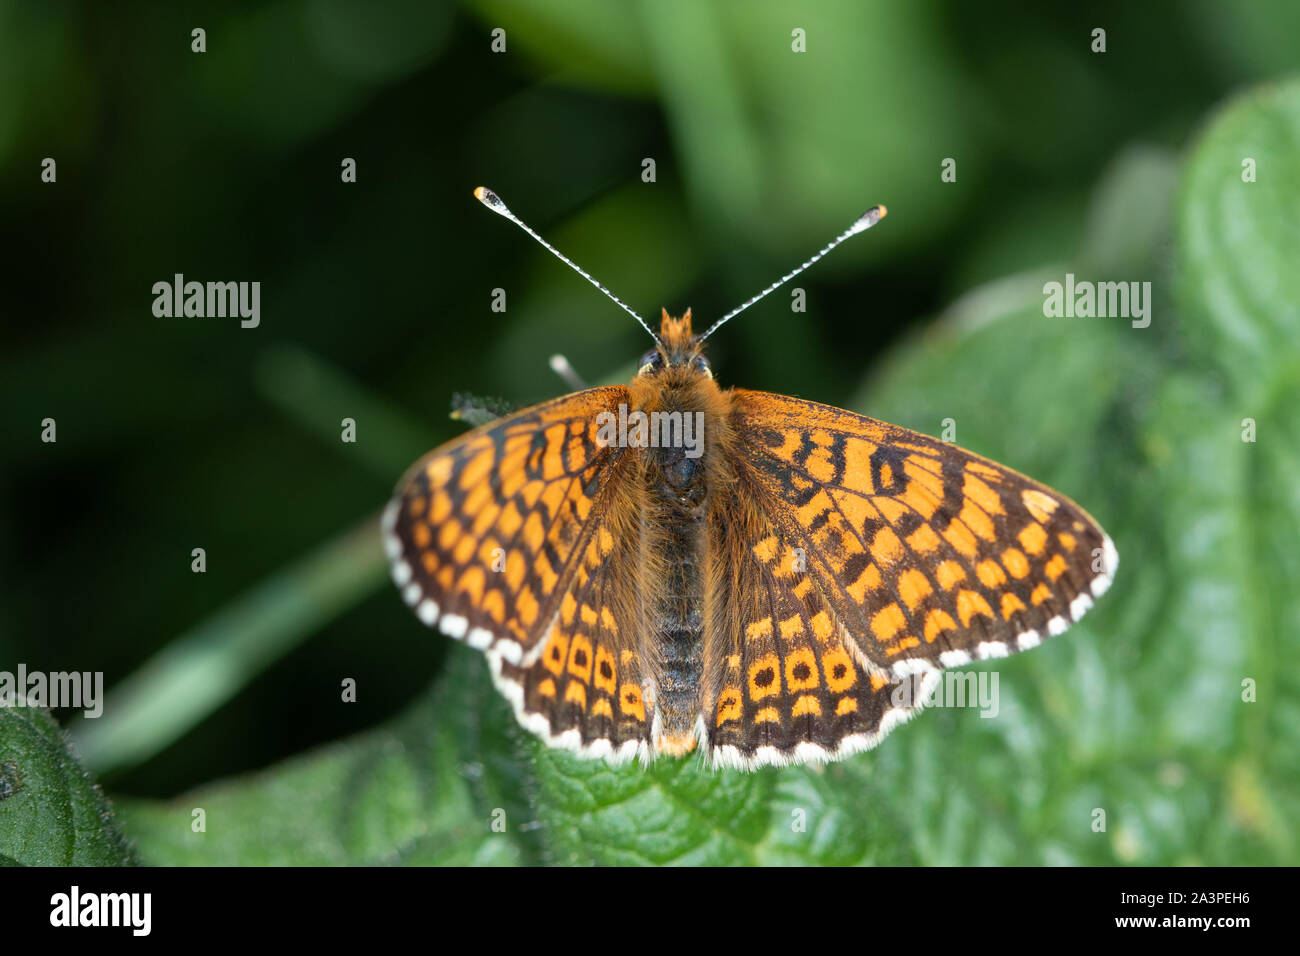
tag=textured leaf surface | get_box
[0,704,135,866]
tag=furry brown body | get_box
[626,316,733,753]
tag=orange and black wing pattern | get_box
[493,511,653,762]
[704,478,940,769]
[728,391,1117,682]
[383,385,652,760]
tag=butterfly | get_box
[383,188,1117,770]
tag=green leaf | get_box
[1080,144,1179,275]
[119,649,537,865]
[1167,79,1300,862]
[1177,77,1300,402]
[0,703,135,865]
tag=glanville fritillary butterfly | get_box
[383,188,1118,771]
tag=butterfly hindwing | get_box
[728,390,1117,679]
[705,485,938,768]
[492,504,652,762]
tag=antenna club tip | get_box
[474,186,509,215]
[848,204,888,235]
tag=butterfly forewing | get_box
[384,386,631,666]
[728,390,1117,679]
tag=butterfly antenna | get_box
[474,187,657,341]
[698,205,888,341]
[548,353,588,390]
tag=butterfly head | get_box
[639,308,712,379]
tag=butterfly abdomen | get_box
[634,374,733,756]
[649,462,706,755]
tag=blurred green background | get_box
[2,0,1298,865]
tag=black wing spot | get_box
[842,552,872,584]
[894,511,924,537]
[932,458,966,531]
[869,446,908,496]
[524,429,549,479]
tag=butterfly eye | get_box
[690,354,712,378]
[638,349,664,375]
